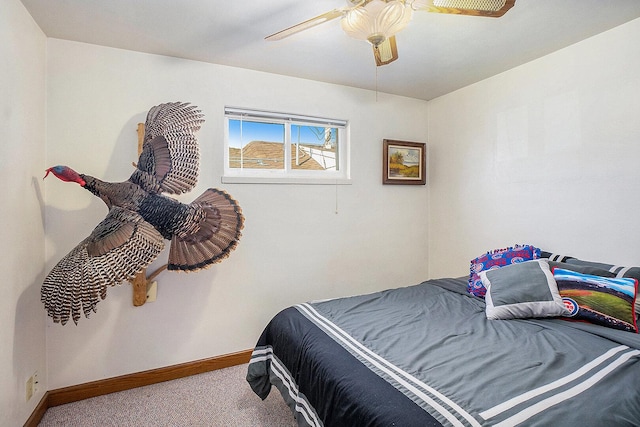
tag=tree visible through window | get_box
[224,107,349,182]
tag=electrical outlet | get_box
[26,376,34,402]
[26,371,39,402]
[146,281,157,302]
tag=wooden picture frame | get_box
[382,139,426,185]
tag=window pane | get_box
[228,119,285,169]
[224,107,349,183]
[290,125,338,171]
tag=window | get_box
[223,107,350,184]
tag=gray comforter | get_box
[248,278,640,426]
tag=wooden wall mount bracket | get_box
[131,122,169,307]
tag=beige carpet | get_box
[39,364,297,426]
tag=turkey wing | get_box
[130,102,204,195]
[42,207,165,325]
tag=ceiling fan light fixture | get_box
[341,0,413,46]
[367,33,386,46]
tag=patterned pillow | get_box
[553,268,638,333]
[468,245,541,297]
[566,259,640,317]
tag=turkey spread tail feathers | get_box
[168,188,244,272]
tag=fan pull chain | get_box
[375,65,379,102]
[239,115,244,170]
[335,180,339,214]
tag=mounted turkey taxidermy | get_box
[42,102,244,325]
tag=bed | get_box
[246,251,640,426]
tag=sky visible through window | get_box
[229,120,336,149]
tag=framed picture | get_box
[382,139,426,185]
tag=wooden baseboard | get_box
[23,349,252,427]
[23,393,49,427]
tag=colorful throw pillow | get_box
[565,259,640,317]
[468,244,541,298]
[553,268,638,333]
[482,259,568,320]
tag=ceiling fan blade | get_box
[373,36,399,66]
[265,9,346,41]
[412,0,516,17]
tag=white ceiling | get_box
[20,0,640,101]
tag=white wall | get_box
[427,18,640,279]
[1,0,48,425]
[44,39,430,389]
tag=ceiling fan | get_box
[266,0,516,66]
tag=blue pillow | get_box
[553,268,638,333]
[468,245,540,298]
[565,259,640,318]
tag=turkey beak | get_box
[43,168,53,180]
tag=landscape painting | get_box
[383,140,426,185]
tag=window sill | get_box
[221,176,352,185]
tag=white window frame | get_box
[222,107,351,185]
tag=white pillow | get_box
[481,259,568,320]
